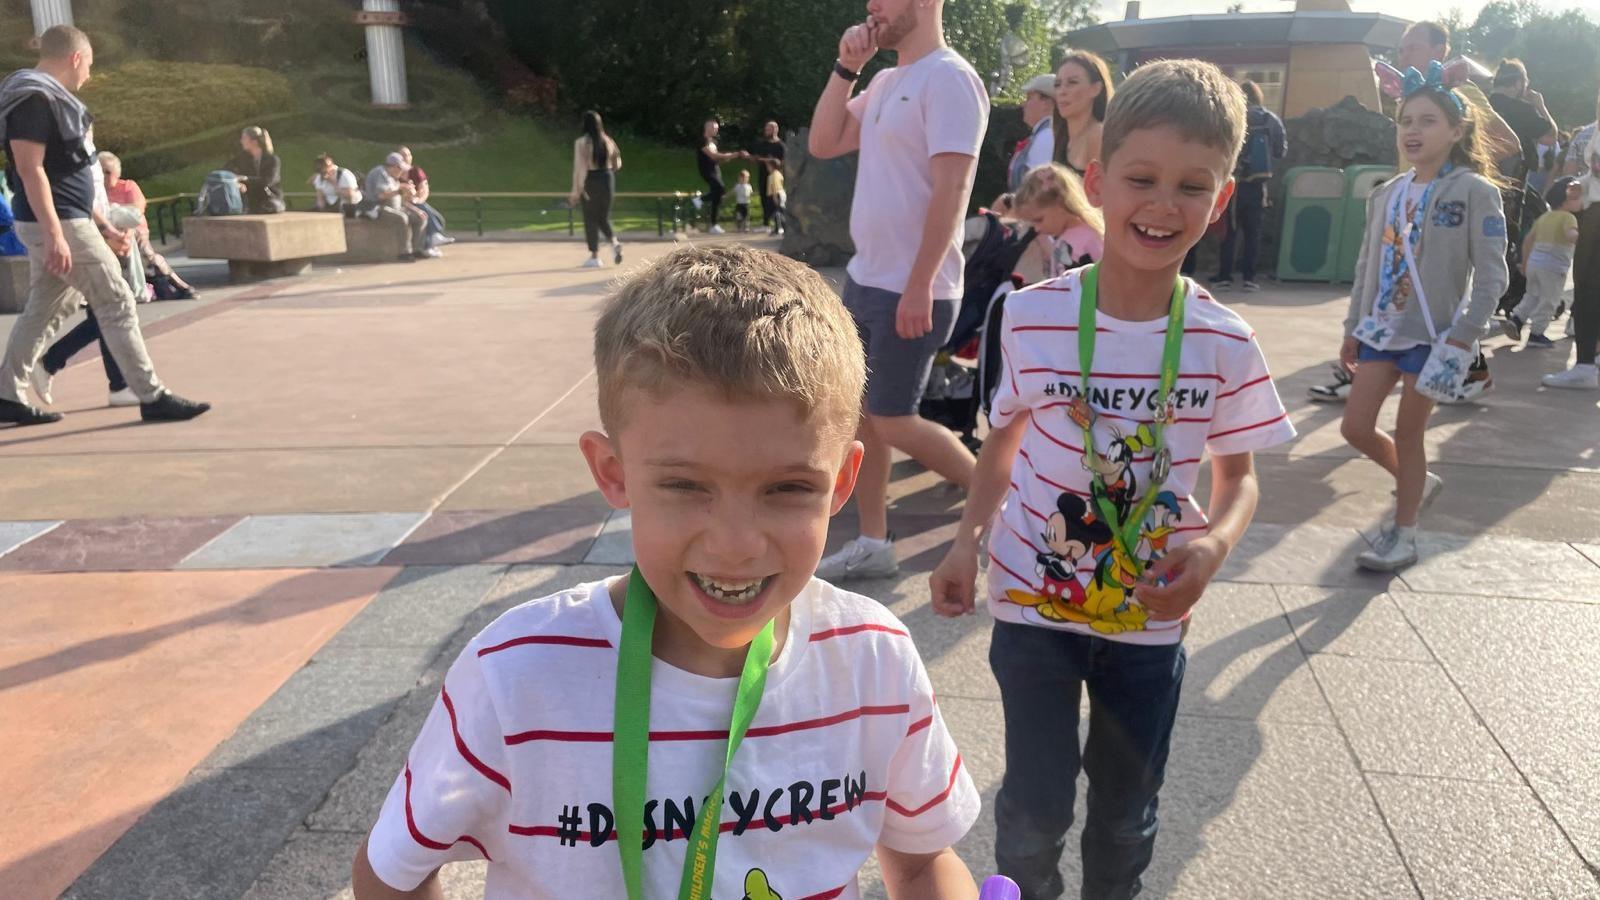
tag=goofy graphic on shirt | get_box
[743,868,782,900]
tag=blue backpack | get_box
[0,190,25,256]
[1237,108,1273,182]
[197,170,243,216]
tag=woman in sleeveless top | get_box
[1051,51,1113,178]
[569,110,622,268]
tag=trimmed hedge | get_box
[81,61,298,156]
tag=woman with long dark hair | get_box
[228,125,284,214]
[569,110,622,268]
[1051,51,1113,176]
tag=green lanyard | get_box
[1075,265,1187,576]
[613,567,775,900]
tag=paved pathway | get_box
[1,238,1596,899]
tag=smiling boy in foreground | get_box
[931,60,1295,899]
[352,246,980,899]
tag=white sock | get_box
[858,535,891,550]
[1393,525,1417,540]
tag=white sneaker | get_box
[430,233,456,247]
[1357,526,1418,572]
[709,225,726,235]
[1542,363,1599,390]
[30,366,53,406]
[1386,471,1443,530]
[581,256,603,268]
[815,536,899,582]
[420,247,443,259]
[108,388,140,407]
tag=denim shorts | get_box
[1358,342,1431,375]
[840,277,956,417]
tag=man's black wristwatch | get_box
[833,60,860,82]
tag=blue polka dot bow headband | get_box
[1400,60,1465,116]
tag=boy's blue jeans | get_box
[990,620,1187,900]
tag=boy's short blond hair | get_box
[595,246,865,443]
[1100,59,1248,171]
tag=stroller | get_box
[919,211,1036,447]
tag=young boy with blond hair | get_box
[353,246,980,899]
[932,60,1295,899]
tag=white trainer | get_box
[815,536,899,582]
[709,225,726,235]
[581,256,603,268]
[30,366,53,406]
[1542,363,1599,390]
[108,388,140,407]
[1357,526,1418,572]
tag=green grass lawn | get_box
[140,117,732,235]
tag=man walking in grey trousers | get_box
[0,25,209,427]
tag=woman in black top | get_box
[229,125,284,214]
[697,118,747,234]
[569,110,623,268]
[1051,51,1113,177]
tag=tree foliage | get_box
[480,0,1056,147]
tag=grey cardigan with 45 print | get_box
[1343,167,1510,348]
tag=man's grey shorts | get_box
[841,277,957,417]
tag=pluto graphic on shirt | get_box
[1002,425,1183,635]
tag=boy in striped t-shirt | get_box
[353,246,980,899]
[931,61,1294,899]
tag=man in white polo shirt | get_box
[808,0,988,580]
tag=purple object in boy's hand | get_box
[978,875,1022,900]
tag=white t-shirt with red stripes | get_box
[366,577,979,899]
[987,268,1295,645]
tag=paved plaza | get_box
[2,237,1598,899]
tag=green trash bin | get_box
[1276,166,1346,282]
[1335,165,1396,282]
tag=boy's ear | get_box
[829,440,867,517]
[579,430,631,509]
[1083,159,1105,208]
[1209,177,1238,225]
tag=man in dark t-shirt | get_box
[3,94,94,225]
[0,25,208,426]
[696,118,746,234]
[1489,60,1556,178]
[750,120,786,229]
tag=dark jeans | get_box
[991,621,1187,900]
[1215,180,1266,281]
[582,170,616,253]
[1574,203,1600,366]
[43,307,126,392]
[704,178,725,228]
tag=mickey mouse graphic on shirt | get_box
[1008,494,1111,622]
[1002,425,1180,634]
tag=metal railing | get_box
[145,190,702,244]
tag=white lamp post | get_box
[355,0,410,109]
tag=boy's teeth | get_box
[1136,225,1175,238]
[691,573,767,603]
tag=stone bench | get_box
[1,256,28,314]
[182,212,346,281]
[318,213,410,265]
